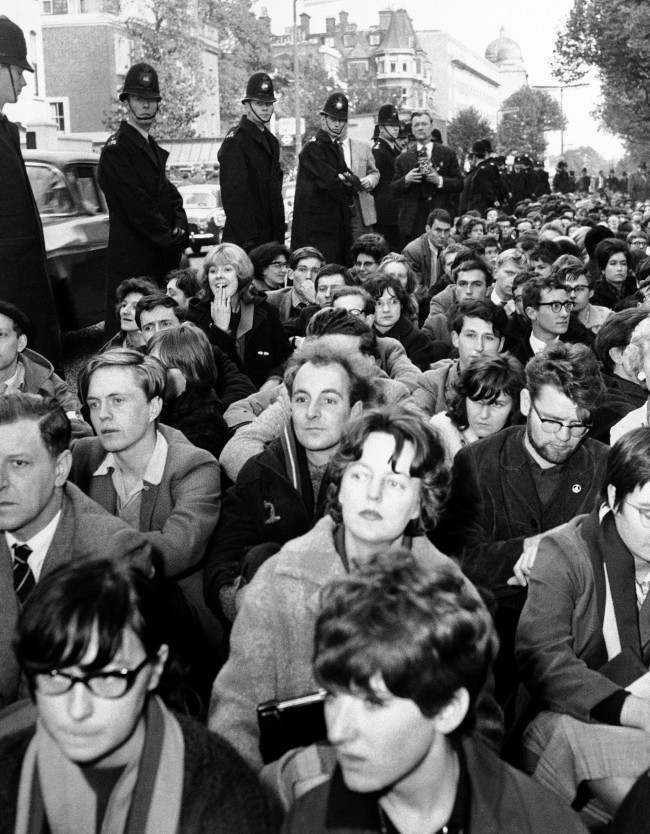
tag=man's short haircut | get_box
[79,348,166,403]
[326,406,450,532]
[289,246,325,270]
[313,549,497,734]
[305,307,380,361]
[146,322,218,389]
[426,208,451,227]
[0,392,70,457]
[248,242,291,281]
[201,243,254,296]
[351,233,390,264]
[495,248,529,271]
[449,299,508,339]
[594,237,632,272]
[481,235,500,250]
[284,341,375,408]
[516,232,539,253]
[135,292,180,329]
[596,309,649,374]
[512,270,534,294]
[15,558,176,698]
[448,353,525,431]
[114,277,159,317]
[331,285,374,316]
[551,255,593,288]
[314,263,349,292]
[410,110,432,123]
[522,275,568,311]
[0,301,32,341]
[531,240,563,265]
[452,258,492,287]
[525,342,605,420]
[603,427,650,509]
[164,267,201,300]
[378,253,417,293]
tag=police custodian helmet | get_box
[321,92,348,120]
[377,104,400,126]
[242,72,277,104]
[119,63,161,102]
[0,16,33,71]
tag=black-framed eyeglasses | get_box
[31,656,152,699]
[536,300,575,313]
[530,402,591,437]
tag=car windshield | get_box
[27,164,75,215]
[182,190,218,209]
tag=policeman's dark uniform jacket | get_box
[0,16,62,372]
[533,162,551,197]
[391,133,463,246]
[506,155,536,209]
[218,72,285,252]
[552,162,572,194]
[371,104,401,251]
[458,139,503,215]
[98,63,187,335]
[291,92,355,264]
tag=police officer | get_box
[372,104,401,251]
[0,16,63,371]
[507,154,536,209]
[218,72,285,252]
[458,138,504,215]
[98,62,188,335]
[291,92,359,264]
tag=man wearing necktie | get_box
[0,393,151,707]
[98,63,188,336]
[391,111,463,249]
[291,92,360,264]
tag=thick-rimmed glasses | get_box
[30,656,151,699]
[530,402,591,437]
[536,300,575,314]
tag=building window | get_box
[50,101,65,131]
[390,62,396,73]
[378,61,384,73]
[369,33,380,46]
[402,62,407,72]
[42,0,69,12]
[416,59,421,74]
[80,0,88,10]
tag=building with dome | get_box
[484,27,528,98]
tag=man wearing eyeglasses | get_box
[434,343,608,706]
[0,393,150,707]
[508,275,595,366]
[516,428,650,822]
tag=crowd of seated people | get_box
[6,178,650,832]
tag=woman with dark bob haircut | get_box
[209,406,503,772]
[0,559,276,832]
[185,242,292,388]
[248,241,291,293]
[431,353,525,464]
[364,274,440,371]
[591,237,637,309]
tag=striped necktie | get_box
[12,543,35,604]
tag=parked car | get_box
[24,150,108,331]
[178,183,225,254]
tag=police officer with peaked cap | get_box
[218,71,285,252]
[291,91,358,264]
[372,104,402,250]
[0,16,63,371]
[98,62,188,335]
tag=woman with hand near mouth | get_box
[185,242,291,389]
[209,406,502,772]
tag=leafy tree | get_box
[199,0,272,128]
[446,107,495,157]
[547,145,610,175]
[553,0,650,156]
[497,86,565,158]
[103,0,206,139]
[273,53,338,142]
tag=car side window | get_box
[67,164,102,214]
[26,164,75,215]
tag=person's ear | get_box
[350,399,364,419]
[17,333,27,354]
[54,448,72,487]
[147,644,169,692]
[498,336,504,352]
[148,395,163,422]
[609,346,624,367]
[451,330,459,350]
[525,305,537,322]
[606,484,617,513]
[520,388,531,418]
[432,688,470,736]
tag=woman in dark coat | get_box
[591,237,638,309]
[186,242,292,389]
[147,322,230,459]
[365,273,441,371]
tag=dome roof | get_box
[485,28,523,64]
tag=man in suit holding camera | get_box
[391,111,462,248]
